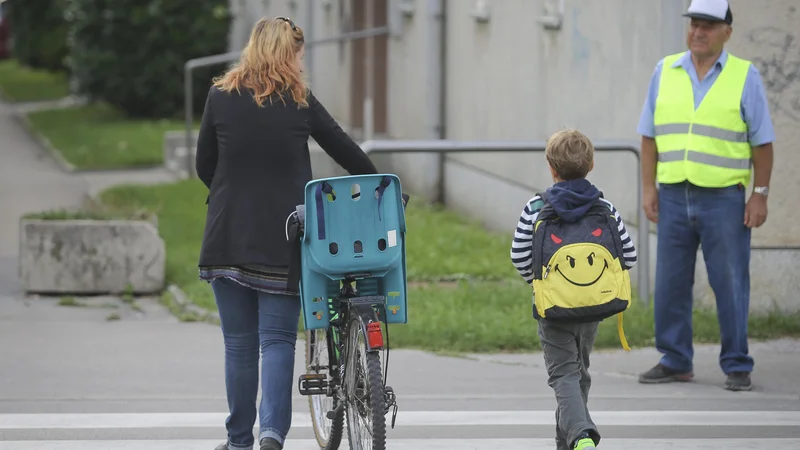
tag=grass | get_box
[388,281,800,353]
[0,59,70,102]
[26,102,192,170]
[58,296,86,307]
[404,201,517,281]
[97,179,800,353]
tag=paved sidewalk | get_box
[0,99,178,295]
[468,337,800,398]
[1,292,798,449]
[0,101,88,294]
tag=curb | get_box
[10,110,77,173]
[163,284,306,339]
[165,283,220,325]
[10,102,168,176]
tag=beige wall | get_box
[725,0,800,247]
[439,0,687,230]
[225,0,800,310]
[229,0,352,125]
[691,0,800,311]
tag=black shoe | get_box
[260,437,282,450]
[638,363,694,384]
[725,372,752,391]
[214,443,228,450]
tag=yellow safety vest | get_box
[653,52,753,188]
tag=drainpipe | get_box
[305,0,315,89]
[426,0,446,203]
[364,0,375,141]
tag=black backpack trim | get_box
[530,191,628,281]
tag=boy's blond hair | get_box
[545,128,594,180]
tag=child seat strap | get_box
[375,176,392,221]
[314,182,336,240]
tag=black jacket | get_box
[195,86,378,269]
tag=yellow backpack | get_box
[530,193,632,350]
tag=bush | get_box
[65,0,232,118]
[6,0,70,72]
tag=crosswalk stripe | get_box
[0,438,794,450]
[1,410,799,429]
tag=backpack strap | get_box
[530,191,548,211]
[533,191,558,221]
[530,191,552,280]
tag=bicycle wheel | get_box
[344,317,386,450]
[306,327,345,450]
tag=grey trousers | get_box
[537,319,601,450]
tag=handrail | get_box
[359,139,651,306]
[182,25,390,174]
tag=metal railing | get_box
[182,25,390,173]
[358,139,651,305]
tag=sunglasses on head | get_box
[276,16,297,31]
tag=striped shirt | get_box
[510,195,638,284]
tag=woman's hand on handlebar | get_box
[401,193,410,208]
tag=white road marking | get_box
[0,438,792,450]
[1,410,799,429]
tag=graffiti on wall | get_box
[746,25,800,121]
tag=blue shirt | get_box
[636,50,775,147]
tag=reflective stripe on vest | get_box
[653,52,753,188]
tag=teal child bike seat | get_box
[295,174,408,330]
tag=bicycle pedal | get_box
[390,403,399,429]
[384,385,398,429]
[298,374,328,396]
[384,386,396,405]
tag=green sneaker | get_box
[574,437,596,449]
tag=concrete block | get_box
[19,219,166,294]
[163,131,198,179]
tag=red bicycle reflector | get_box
[367,322,383,348]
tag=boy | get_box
[510,129,638,450]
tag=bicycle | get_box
[285,174,410,450]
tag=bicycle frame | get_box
[308,277,398,425]
[294,178,409,446]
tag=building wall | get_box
[225,0,800,311]
[691,0,800,311]
[724,0,800,247]
[440,0,686,229]
[229,0,353,125]
[389,0,687,308]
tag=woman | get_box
[195,16,379,450]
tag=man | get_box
[636,0,775,392]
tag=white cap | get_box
[684,0,732,24]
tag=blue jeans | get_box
[654,181,754,375]
[211,278,301,450]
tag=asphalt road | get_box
[0,293,798,450]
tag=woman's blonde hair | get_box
[213,17,307,107]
